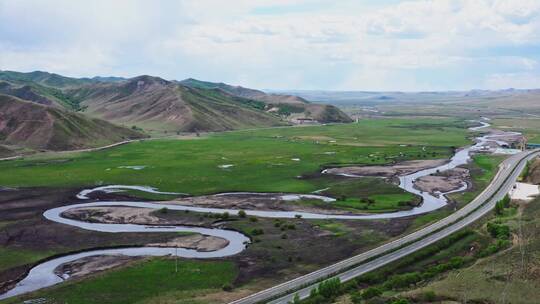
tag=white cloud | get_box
[1,0,539,90]
[484,72,540,89]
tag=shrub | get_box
[362,287,382,299]
[383,272,422,290]
[422,290,436,301]
[317,278,341,299]
[238,210,246,218]
[222,283,233,292]
[357,272,385,285]
[249,216,258,222]
[487,222,510,239]
[477,239,510,257]
[158,207,168,214]
[221,212,230,220]
[251,228,264,236]
[350,291,363,304]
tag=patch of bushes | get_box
[251,228,264,236]
[361,287,383,299]
[383,272,422,290]
[494,195,511,215]
[302,278,342,304]
[477,239,510,258]
[487,222,510,239]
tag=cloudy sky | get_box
[1,0,540,91]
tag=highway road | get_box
[230,149,540,304]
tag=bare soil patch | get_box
[147,234,229,252]
[54,255,141,280]
[324,159,449,178]
[414,167,470,194]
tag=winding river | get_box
[0,120,521,300]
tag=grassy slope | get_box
[0,95,145,151]
[77,78,286,133]
[0,118,467,196]
[180,78,353,123]
[2,259,237,304]
[407,197,540,303]
[179,86,284,132]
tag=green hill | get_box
[180,78,352,123]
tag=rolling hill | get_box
[0,71,353,135]
[0,94,145,151]
[180,78,353,123]
[67,76,287,132]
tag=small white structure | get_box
[509,182,540,201]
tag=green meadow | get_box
[3,259,237,304]
[0,118,470,211]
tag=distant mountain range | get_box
[274,88,540,106]
[0,70,351,154]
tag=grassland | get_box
[405,197,540,303]
[0,247,56,273]
[3,259,237,304]
[0,118,472,214]
[491,117,540,143]
[0,118,467,197]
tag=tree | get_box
[317,278,341,299]
[494,200,505,215]
[495,195,511,215]
[238,210,247,218]
[501,194,511,208]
